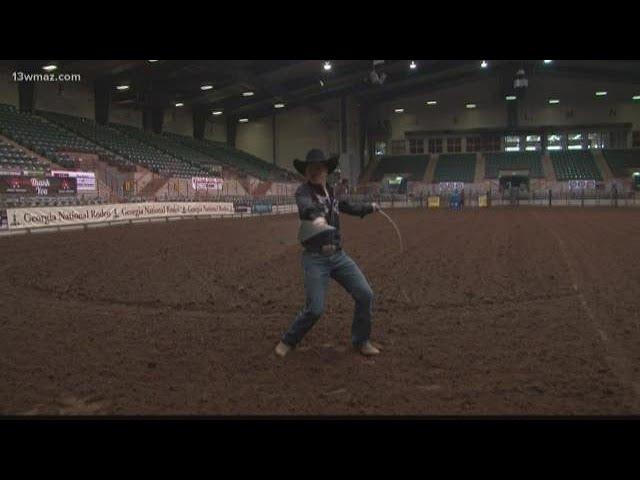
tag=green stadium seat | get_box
[433,154,476,183]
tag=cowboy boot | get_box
[359,341,381,356]
[274,341,292,358]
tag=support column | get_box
[18,82,36,113]
[94,79,111,125]
[143,109,153,132]
[507,99,518,129]
[226,115,237,148]
[152,107,164,134]
[272,113,277,165]
[193,108,207,140]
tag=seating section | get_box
[0,104,103,169]
[484,152,544,178]
[370,155,430,181]
[110,124,223,177]
[433,154,476,182]
[550,151,602,181]
[0,138,50,174]
[39,111,207,178]
[165,132,299,181]
[602,149,640,178]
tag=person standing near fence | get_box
[275,149,381,358]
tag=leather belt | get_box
[305,244,341,255]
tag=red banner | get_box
[0,175,77,196]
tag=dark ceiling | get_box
[6,59,640,119]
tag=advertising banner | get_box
[6,201,235,230]
[191,177,224,191]
[50,170,97,191]
[0,175,77,196]
[251,203,273,214]
[437,182,464,193]
[567,180,597,190]
[427,196,440,208]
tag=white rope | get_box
[378,208,404,254]
[377,207,410,303]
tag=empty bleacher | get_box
[0,138,49,174]
[550,151,602,181]
[370,155,430,181]
[484,151,544,178]
[602,149,640,178]
[39,111,206,178]
[109,124,223,177]
[165,132,298,181]
[433,153,476,182]
[0,104,103,169]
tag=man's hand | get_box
[371,202,381,212]
[312,216,328,227]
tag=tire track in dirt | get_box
[530,209,640,408]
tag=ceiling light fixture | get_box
[42,64,58,72]
[200,85,213,91]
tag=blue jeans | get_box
[282,250,374,348]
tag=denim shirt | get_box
[295,181,374,250]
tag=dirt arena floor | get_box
[1,207,639,415]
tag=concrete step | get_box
[424,154,438,183]
[591,149,613,181]
[542,154,557,182]
[474,153,485,183]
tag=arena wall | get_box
[205,117,227,143]
[236,116,274,163]
[163,107,193,137]
[34,81,95,120]
[110,104,143,128]
[235,100,341,172]
[372,76,640,143]
[278,102,340,172]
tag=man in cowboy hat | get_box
[275,148,381,358]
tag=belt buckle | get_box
[321,244,335,255]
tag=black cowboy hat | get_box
[293,148,339,175]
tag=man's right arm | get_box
[295,186,325,220]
